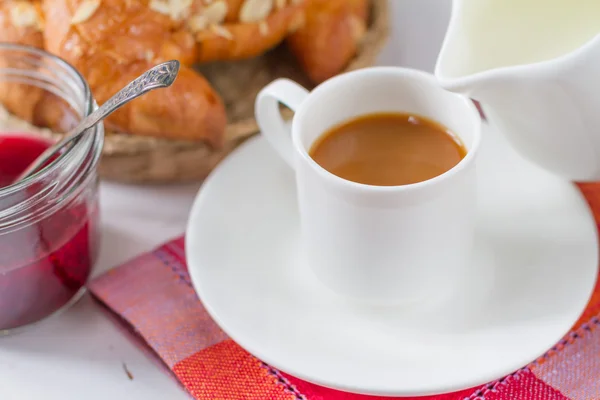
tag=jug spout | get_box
[433,0,528,106]
[434,0,600,181]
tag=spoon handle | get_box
[81,60,180,132]
[14,60,181,183]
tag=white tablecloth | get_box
[0,1,452,398]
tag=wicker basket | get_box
[99,0,390,184]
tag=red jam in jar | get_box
[0,133,99,331]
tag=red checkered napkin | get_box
[88,183,600,400]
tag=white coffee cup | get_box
[255,67,482,304]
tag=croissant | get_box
[287,0,368,83]
[0,0,369,147]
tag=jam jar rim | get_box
[0,43,95,195]
[0,43,104,231]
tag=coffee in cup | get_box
[309,112,467,186]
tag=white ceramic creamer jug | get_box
[435,0,600,181]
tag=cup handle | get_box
[255,79,310,169]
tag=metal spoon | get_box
[12,59,181,184]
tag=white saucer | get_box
[185,124,598,397]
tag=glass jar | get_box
[0,44,103,333]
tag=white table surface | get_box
[0,1,452,398]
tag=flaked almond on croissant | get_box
[0,0,368,147]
